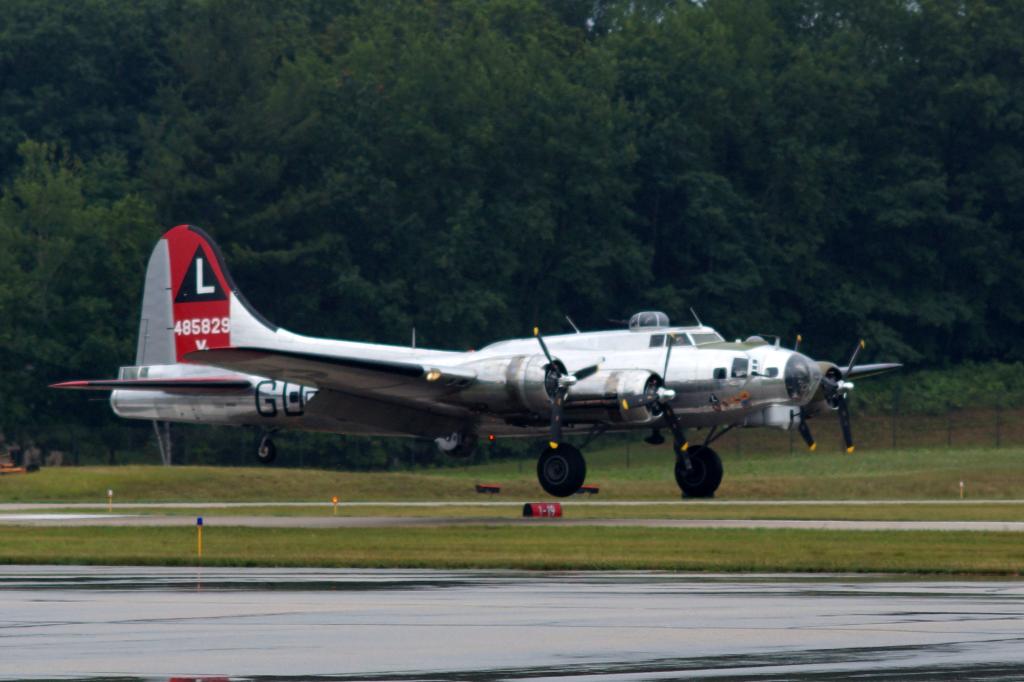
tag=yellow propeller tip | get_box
[847,446,856,454]
[860,339,865,349]
[548,441,558,450]
[533,327,539,337]
[680,442,689,452]
[621,399,629,411]
[809,442,817,452]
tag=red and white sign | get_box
[523,503,562,518]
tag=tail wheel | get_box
[257,435,277,464]
[675,445,722,498]
[537,444,586,497]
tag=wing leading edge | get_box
[844,363,903,380]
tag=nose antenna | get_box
[689,307,703,326]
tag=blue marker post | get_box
[196,516,203,559]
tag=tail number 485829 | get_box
[174,317,230,336]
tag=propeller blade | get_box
[533,327,556,367]
[661,403,687,449]
[797,409,816,451]
[549,388,566,448]
[661,401,691,469]
[844,362,902,380]
[573,363,601,382]
[533,330,603,448]
[845,339,865,375]
[837,395,854,453]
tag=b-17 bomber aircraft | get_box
[54,226,901,497]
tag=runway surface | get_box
[2,512,1024,531]
[1,566,1023,680]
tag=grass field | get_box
[3,445,1023,574]
[2,444,1022,502]
[1,525,1022,574]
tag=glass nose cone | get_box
[784,352,822,402]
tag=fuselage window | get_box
[672,335,693,346]
[764,367,779,378]
[731,358,749,378]
[713,367,727,380]
[649,334,665,348]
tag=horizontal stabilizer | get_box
[50,377,252,394]
[843,363,903,380]
[185,346,476,399]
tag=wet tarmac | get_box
[1,566,1023,680]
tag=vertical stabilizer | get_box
[135,238,176,365]
[140,224,279,363]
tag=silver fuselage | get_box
[111,325,828,439]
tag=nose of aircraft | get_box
[783,351,822,403]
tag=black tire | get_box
[537,444,586,497]
[257,436,277,464]
[675,445,723,498]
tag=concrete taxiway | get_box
[1,566,1023,680]
[5,499,1024,510]
[2,512,1024,531]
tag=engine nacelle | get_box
[507,354,558,414]
[451,354,552,414]
[452,357,659,426]
[564,369,660,424]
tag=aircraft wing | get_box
[51,377,252,394]
[844,363,903,380]
[185,346,476,401]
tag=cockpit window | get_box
[689,332,724,345]
[731,358,749,378]
[652,333,692,348]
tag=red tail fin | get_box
[165,225,233,361]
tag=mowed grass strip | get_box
[1,526,1022,574]
[0,466,474,503]
[2,446,1023,502]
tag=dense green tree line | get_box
[1,0,1022,461]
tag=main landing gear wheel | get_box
[257,434,277,464]
[537,443,586,497]
[675,445,723,498]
